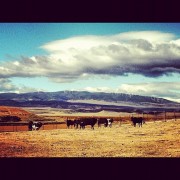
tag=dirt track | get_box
[0,119,179,157]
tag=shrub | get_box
[0,115,21,122]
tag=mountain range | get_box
[0,91,179,113]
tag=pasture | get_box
[0,119,179,157]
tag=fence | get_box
[0,122,65,132]
[0,112,179,132]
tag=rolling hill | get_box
[0,91,179,113]
[0,91,176,103]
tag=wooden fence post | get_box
[174,111,176,121]
[164,111,166,122]
[119,116,122,126]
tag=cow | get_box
[107,118,113,128]
[28,121,33,131]
[78,118,97,130]
[74,119,80,129]
[32,122,43,130]
[131,117,144,127]
[66,119,74,129]
[97,118,114,128]
[28,121,42,131]
[97,118,108,127]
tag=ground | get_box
[0,119,179,157]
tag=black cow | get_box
[28,121,42,131]
[28,121,33,131]
[66,119,74,129]
[74,119,80,129]
[131,117,144,127]
[79,118,97,130]
[97,118,108,127]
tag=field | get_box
[0,118,179,157]
[22,107,180,122]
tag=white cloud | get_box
[79,82,180,102]
[117,82,180,98]
[115,31,175,43]
[0,31,180,81]
[0,78,43,93]
[83,86,112,93]
[0,79,16,91]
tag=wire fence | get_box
[0,112,179,132]
[0,122,65,132]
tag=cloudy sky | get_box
[0,23,180,102]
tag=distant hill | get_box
[0,91,179,113]
[0,106,47,122]
[0,91,176,104]
[0,106,32,122]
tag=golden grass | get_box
[0,119,179,157]
[22,107,180,123]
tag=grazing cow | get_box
[28,121,33,131]
[66,119,74,129]
[107,118,113,127]
[97,118,108,127]
[28,121,42,131]
[74,119,80,129]
[131,117,144,127]
[79,118,97,130]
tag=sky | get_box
[0,23,180,102]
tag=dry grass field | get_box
[0,119,179,157]
[22,107,180,122]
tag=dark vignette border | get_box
[0,0,179,179]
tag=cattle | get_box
[78,118,97,130]
[74,119,80,129]
[97,118,108,127]
[107,118,113,127]
[131,117,144,127]
[28,121,33,131]
[66,119,74,129]
[28,121,42,131]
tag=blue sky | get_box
[1,23,180,60]
[0,23,180,102]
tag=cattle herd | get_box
[66,117,114,129]
[28,116,145,131]
[66,117,144,129]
